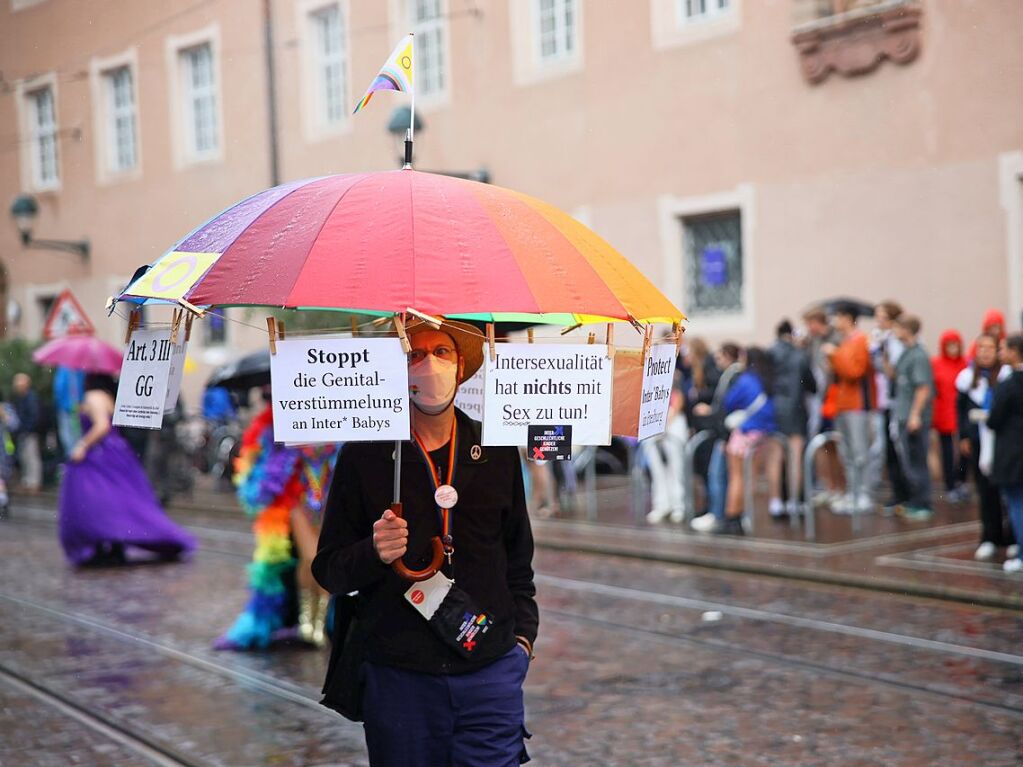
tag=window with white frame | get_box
[309,3,347,127]
[536,0,576,62]
[410,0,446,98]
[179,42,219,159]
[103,66,138,172]
[26,86,58,188]
[678,0,730,23]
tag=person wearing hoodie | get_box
[932,330,968,502]
[967,309,1007,360]
[957,334,1014,561]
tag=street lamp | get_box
[9,194,90,261]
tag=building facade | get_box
[1,0,1022,403]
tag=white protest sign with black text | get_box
[453,367,485,421]
[482,344,613,446]
[637,344,677,440]
[113,329,173,429]
[269,337,410,444]
[163,336,188,413]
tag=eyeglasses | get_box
[408,344,458,365]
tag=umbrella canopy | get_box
[33,335,122,374]
[119,170,683,325]
[207,350,270,391]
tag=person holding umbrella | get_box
[313,318,538,767]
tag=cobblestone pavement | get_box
[1,501,1021,766]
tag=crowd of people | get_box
[647,302,1023,573]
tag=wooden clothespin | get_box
[170,308,183,345]
[587,332,596,345]
[278,320,286,340]
[406,307,443,329]
[486,323,496,363]
[641,325,653,361]
[177,298,206,318]
[350,316,359,337]
[673,321,683,356]
[266,316,278,355]
[606,323,615,360]
[125,308,141,344]
[184,314,194,342]
[393,314,411,354]
[527,327,534,344]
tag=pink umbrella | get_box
[33,335,122,374]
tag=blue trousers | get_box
[1002,484,1023,559]
[708,439,729,521]
[362,647,531,767]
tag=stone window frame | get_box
[165,24,224,169]
[89,48,143,185]
[297,0,353,143]
[658,185,756,335]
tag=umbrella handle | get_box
[389,502,444,582]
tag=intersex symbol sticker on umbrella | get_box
[128,252,221,301]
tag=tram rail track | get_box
[0,662,201,767]
[2,505,1022,754]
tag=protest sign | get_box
[527,424,573,461]
[637,344,677,440]
[163,336,188,413]
[482,344,612,447]
[453,367,485,421]
[113,329,173,429]
[269,337,410,444]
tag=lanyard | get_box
[412,418,458,567]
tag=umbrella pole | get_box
[392,439,402,506]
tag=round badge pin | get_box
[434,484,459,509]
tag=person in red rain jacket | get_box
[967,309,1007,360]
[932,330,968,501]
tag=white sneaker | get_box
[1003,558,1023,574]
[854,493,873,514]
[646,508,669,524]
[1008,544,1020,559]
[768,498,785,518]
[785,499,803,517]
[690,513,719,532]
[669,508,685,523]
[974,542,997,561]
[831,493,855,514]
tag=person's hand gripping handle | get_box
[374,503,444,582]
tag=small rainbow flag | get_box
[353,34,413,114]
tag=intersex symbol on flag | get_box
[353,34,413,113]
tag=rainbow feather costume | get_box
[215,406,338,650]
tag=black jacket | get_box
[988,370,1023,487]
[312,409,538,676]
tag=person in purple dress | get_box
[58,374,196,567]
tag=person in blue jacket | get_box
[720,347,777,535]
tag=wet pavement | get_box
[1,498,1021,766]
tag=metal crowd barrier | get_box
[683,430,716,525]
[802,430,846,541]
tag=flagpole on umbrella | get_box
[405,33,415,169]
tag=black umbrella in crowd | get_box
[206,350,271,392]
[811,296,875,318]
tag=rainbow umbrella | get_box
[117,170,683,326]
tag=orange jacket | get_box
[829,331,876,412]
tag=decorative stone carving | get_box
[791,0,922,84]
